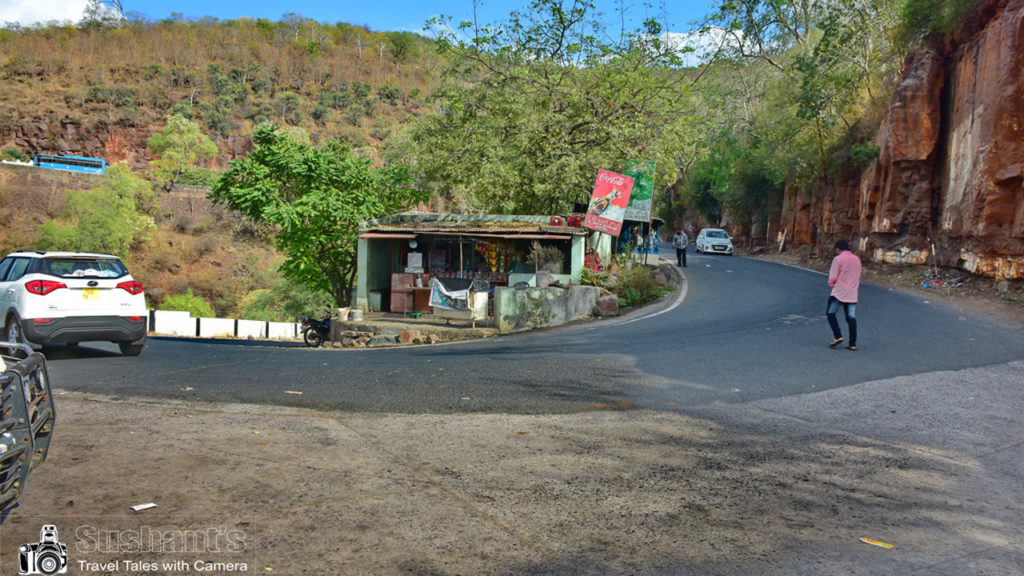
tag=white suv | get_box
[0,251,148,356]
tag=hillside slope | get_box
[0,164,281,315]
[0,17,435,168]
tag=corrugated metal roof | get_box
[361,212,589,236]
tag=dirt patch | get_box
[0,394,997,575]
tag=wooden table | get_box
[412,287,432,313]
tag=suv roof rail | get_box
[10,250,120,258]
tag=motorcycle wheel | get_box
[303,329,324,348]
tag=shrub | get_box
[85,85,112,103]
[850,143,881,168]
[344,104,365,126]
[579,267,607,287]
[311,105,331,125]
[377,84,400,106]
[238,279,334,322]
[319,90,352,110]
[168,101,193,119]
[177,168,220,187]
[1,148,29,162]
[194,234,218,256]
[159,288,215,317]
[612,264,666,308]
[250,77,273,95]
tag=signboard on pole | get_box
[623,159,655,222]
[584,170,634,236]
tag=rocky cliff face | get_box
[8,118,251,171]
[779,0,1024,279]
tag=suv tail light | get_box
[117,280,144,295]
[25,279,67,295]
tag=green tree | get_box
[210,123,426,307]
[37,165,155,257]
[386,31,419,72]
[147,114,219,191]
[404,0,693,214]
[79,0,125,29]
[706,0,821,70]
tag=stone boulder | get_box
[592,294,620,317]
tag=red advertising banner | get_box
[584,170,634,236]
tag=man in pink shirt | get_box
[827,239,862,350]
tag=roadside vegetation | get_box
[581,258,675,309]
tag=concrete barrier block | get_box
[198,317,235,338]
[268,322,299,340]
[236,319,267,339]
[152,310,197,337]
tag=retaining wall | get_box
[149,310,300,340]
[493,285,600,332]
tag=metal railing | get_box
[0,343,55,523]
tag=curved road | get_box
[45,250,1024,413]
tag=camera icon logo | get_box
[18,524,68,575]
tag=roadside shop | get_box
[354,212,595,316]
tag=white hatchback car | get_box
[695,228,734,255]
[0,251,147,356]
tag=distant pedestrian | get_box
[672,229,688,267]
[827,239,862,350]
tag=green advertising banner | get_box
[623,159,655,222]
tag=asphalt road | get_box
[44,250,1024,413]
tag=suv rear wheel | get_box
[5,313,36,354]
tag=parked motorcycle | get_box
[300,316,331,347]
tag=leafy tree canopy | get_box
[147,114,219,191]
[673,0,904,231]
[404,0,696,214]
[210,123,426,306]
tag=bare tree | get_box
[79,0,125,29]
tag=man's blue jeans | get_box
[827,296,857,346]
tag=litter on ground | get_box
[860,537,894,549]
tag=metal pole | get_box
[645,186,656,267]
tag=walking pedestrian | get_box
[672,228,688,267]
[827,239,862,350]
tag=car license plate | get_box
[82,288,99,300]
